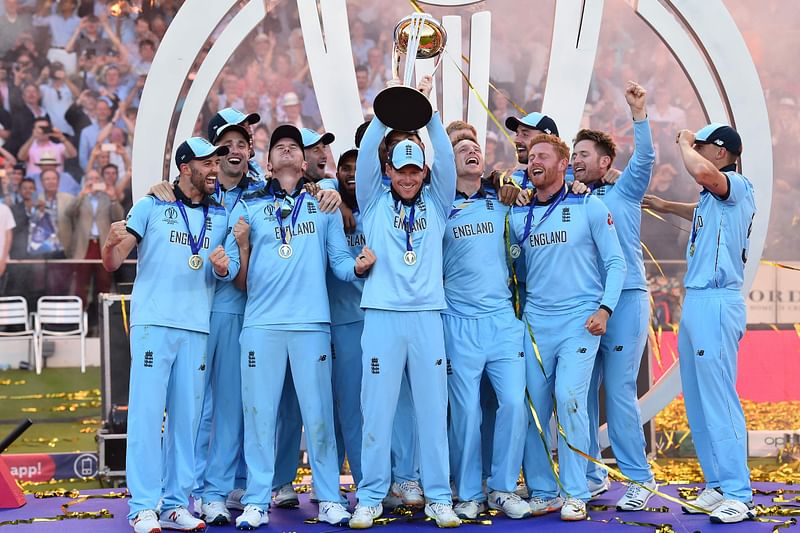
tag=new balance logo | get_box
[319,354,327,362]
[370,357,380,374]
[435,358,443,366]
[614,345,623,352]
[144,350,153,368]
[697,349,705,356]
[307,203,317,214]
[446,358,453,376]
[248,350,256,367]
[562,207,570,222]
[199,363,206,371]
[518,351,525,358]
[577,347,587,354]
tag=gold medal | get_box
[403,250,417,266]
[510,244,521,259]
[188,254,203,270]
[279,243,293,259]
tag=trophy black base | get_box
[373,85,433,132]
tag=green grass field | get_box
[0,367,101,454]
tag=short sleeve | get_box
[126,196,156,242]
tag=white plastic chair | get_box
[0,297,38,368]
[33,296,88,374]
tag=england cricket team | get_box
[102,75,757,532]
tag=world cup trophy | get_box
[372,13,447,132]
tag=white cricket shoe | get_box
[709,499,755,523]
[681,486,725,514]
[488,490,532,519]
[159,506,206,530]
[391,480,424,506]
[200,500,230,525]
[349,503,383,529]
[424,502,461,528]
[616,479,658,511]
[272,483,299,508]
[235,504,269,530]
[560,497,587,521]
[588,477,610,499]
[318,501,351,525]
[529,495,563,516]
[453,500,487,520]
[130,509,161,533]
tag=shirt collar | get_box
[720,163,737,172]
[268,176,308,198]
[173,183,210,207]
[532,181,567,205]
[390,186,421,207]
[456,178,490,200]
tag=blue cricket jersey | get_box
[356,112,456,311]
[589,118,655,291]
[326,206,365,326]
[509,187,626,315]
[220,178,359,330]
[126,185,228,333]
[684,167,755,291]
[442,179,514,317]
[211,172,265,315]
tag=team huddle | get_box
[101,77,757,533]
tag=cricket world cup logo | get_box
[132,0,772,442]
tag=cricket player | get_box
[444,138,529,520]
[571,82,659,509]
[643,123,755,524]
[102,138,230,533]
[219,124,375,530]
[509,134,625,521]
[349,75,460,529]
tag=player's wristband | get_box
[599,305,613,316]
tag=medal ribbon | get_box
[175,201,208,258]
[399,202,416,254]
[275,191,306,245]
[215,181,245,209]
[521,183,568,242]
[689,206,700,254]
[448,191,483,219]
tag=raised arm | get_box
[355,117,386,211]
[326,209,359,282]
[427,110,457,217]
[676,129,731,198]
[616,81,655,201]
[641,194,696,222]
[588,196,626,314]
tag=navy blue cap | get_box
[505,112,559,137]
[337,147,358,168]
[390,140,424,170]
[269,124,304,155]
[208,107,260,145]
[301,128,335,149]
[175,137,229,170]
[694,123,742,155]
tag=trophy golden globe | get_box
[372,13,447,132]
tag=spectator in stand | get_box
[355,65,376,116]
[1,163,26,205]
[250,32,275,71]
[350,19,374,66]
[0,0,32,59]
[280,91,315,129]
[33,0,80,73]
[0,62,17,115]
[252,123,269,170]
[30,153,79,195]
[366,46,389,94]
[28,167,73,296]
[90,63,130,102]
[38,61,79,137]
[124,16,159,65]
[66,168,123,315]
[6,82,47,156]
[6,176,35,302]
[66,14,114,59]
[18,116,77,176]
[130,38,155,73]
[78,95,113,169]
